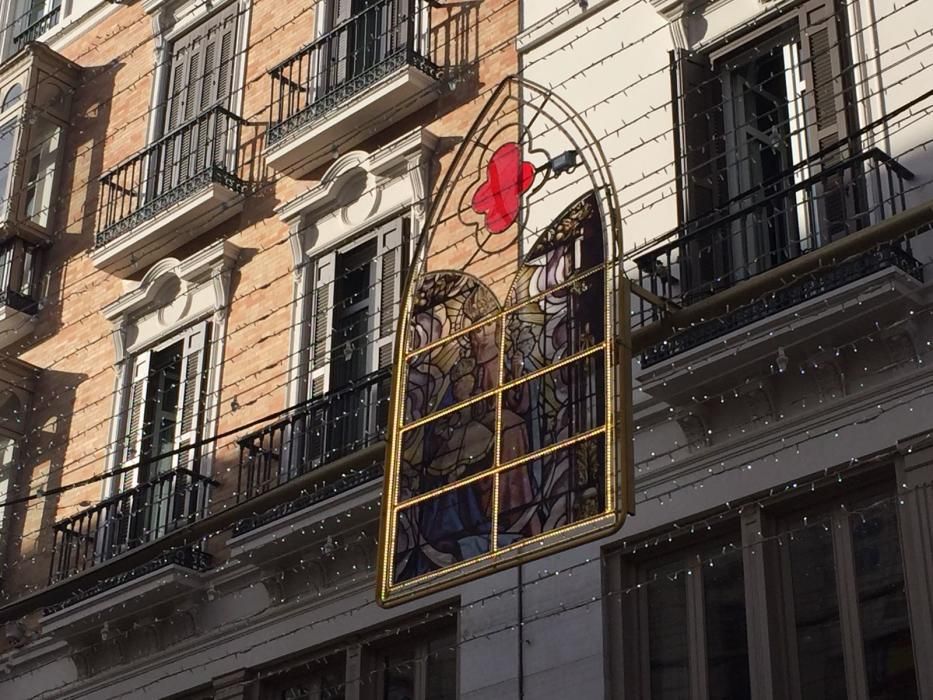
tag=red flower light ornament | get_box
[471,143,535,234]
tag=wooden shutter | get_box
[373,217,406,373]
[798,0,855,240]
[173,321,211,473]
[121,351,151,490]
[331,0,354,86]
[162,3,239,189]
[671,49,727,298]
[309,253,335,398]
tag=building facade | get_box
[0,0,930,698]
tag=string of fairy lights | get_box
[6,474,925,696]
[0,0,930,694]
[0,0,924,548]
[0,0,928,564]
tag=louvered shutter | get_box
[173,321,211,474]
[309,253,336,398]
[671,49,727,299]
[798,0,855,241]
[161,4,239,192]
[331,0,354,86]
[121,351,151,490]
[373,217,406,432]
[372,217,406,373]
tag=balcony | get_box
[48,467,216,589]
[0,238,39,349]
[12,5,61,52]
[91,106,251,274]
[265,0,441,177]
[633,148,923,380]
[233,369,389,538]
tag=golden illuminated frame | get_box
[377,77,633,607]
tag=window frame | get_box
[606,469,924,700]
[256,613,457,700]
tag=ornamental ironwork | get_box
[377,76,632,607]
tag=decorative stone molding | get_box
[675,406,711,450]
[277,127,439,261]
[102,240,240,362]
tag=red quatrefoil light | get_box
[471,143,535,233]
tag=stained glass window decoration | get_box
[378,77,633,607]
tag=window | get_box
[9,0,61,53]
[263,652,347,700]
[258,617,456,700]
[300,217,405,465]
[0,48,76,242]
[609,477,921,698]
[121,322,211,486]
[672,0,855,299]
[156,3,239,185]
[363,623,457,700]
[323,0,408,92]
[0,237,40,306]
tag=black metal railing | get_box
[237,369,390,504]
[12,4,61,50]
[268,0,439,145]
[95,105,250,248]
[633,148,916,329]
[0,289,38,315]
[49,467,217,584]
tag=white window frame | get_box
[102,240,239,499]
[278,127,437,409]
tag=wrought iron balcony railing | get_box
[633,147,919,364]
[236,369,390,510]
[49,467,217,584]
[12,4,61,50]
[267,0,439,146]
[95,105,250,248]
[0,288,38,315]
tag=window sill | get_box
[635,248,924,403]
[265,63,440,178]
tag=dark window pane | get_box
[704,548,750,699]
[788,521,846,700]
[381,643,416,700]
[851,501,918,700]
[0,120,17,212]
[647,565,689,699]
[425,626,457,700]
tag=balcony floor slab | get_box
[91,182,244,275]
[636,259,924,403]
[265,65,439,178]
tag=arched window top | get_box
[2,84,23,111]
[378,77,629,608]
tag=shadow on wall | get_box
[432,0,482,110]
[38,62,121,339]
[1,368,86,602]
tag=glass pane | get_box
[24,119,60,229]
[851,501,918,699]
[381,642,416,700]
[647,565,689,700]
[425,626,457,700]
[500,349,606,464]
[0,120,18,214]
[497,433,606,547]
[788,521,846,700]
[704,548,751,700]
